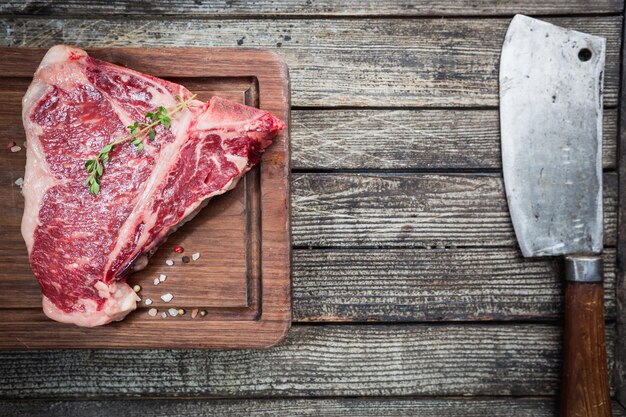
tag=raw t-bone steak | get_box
[21,45,284,327]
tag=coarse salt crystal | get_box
[14,177,23,189]
[161,312,167,318]
[161,293,173,302]
[144,298,153,306]
[153,278,160,285]
[159,274,167,282]
[10,145,21,153]
[148,308,157,317]
[191,308,199,319]
[168,308,178,317]
[165,259,174,266]
[192,252,200,261]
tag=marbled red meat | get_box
[21,45,284,327]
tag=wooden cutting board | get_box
[0,47,291,349]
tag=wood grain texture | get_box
[1,0,622,16]
[562,282,612,417]
[292,248,618,322]
[291,173,618,248]
[0,4,622,414]
[1,398,626,417]
[0,47,291,349]
[0,324,616,398]
[0,17,621,107]
[292,109,618,170]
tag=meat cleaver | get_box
[500,15,610,417]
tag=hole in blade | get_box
[578,48,592,62]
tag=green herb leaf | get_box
[127,121,139,136]
[89,181,100,195]
[149,129,156,141]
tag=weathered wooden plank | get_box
[0,324,617,398]
[1,398,626,417]
[0,17,620,107]
[292,248,617,322]
[292,109,618,170]
[291,173,618,248]
[1,0,622,17]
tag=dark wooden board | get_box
[1,0,622,16]
[291,109,618,170]
[0,47,291,349]
[1,398,625,417]
[291,173,618,248]
[0,324,616,398]
[292,248,618,322]
[0,17,621,107]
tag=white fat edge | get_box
[34,50,91,93]
[21,48,95,254]
[21,79,60,254]
[193,110,259,132]
[39,45,88,67]
[42,279,138,327]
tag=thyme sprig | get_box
[85,94,197,195]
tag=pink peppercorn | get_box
[174,245,184,253]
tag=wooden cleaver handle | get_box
[561,256,611,417]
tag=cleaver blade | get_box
[500,15,611,417]
[500,14,606,258]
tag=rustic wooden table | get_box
[1,1,626,416]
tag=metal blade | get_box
[500,15,606,257]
